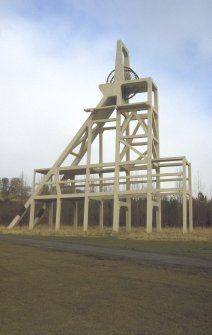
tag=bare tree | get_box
[1,177,10,200]
[195,172,204,226]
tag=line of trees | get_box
[0,174,31,225]
[0,175,211,227]
[0,174,31,201]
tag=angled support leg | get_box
[83,121,92,231]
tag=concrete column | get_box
[74,202,78,229]
[55,198,61,231]
[125,121,131,232]
[182,158,187,233]
[146,79,153,233]
[83,197,89,231]
[113,196,120,232]
[188,163,193,232]
[113,110,121,232]
[29,200,35,229]
[83,121,92,231]
[156,164,161,231]
[99,129,103,193]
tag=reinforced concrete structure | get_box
[8,40,193,233]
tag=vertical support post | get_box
[113,110,121,231]
[74,202,78,229]
[153,86,161,231]
[113,198,119,232]
[188,163,193,232]
[146,79,153,233]
[99,129,103,193]
[83,122,92,231]
[125,121,131,232]
[156,168,161,232]
[49,202,54,228]
[55,198,61,230]
[29,200,35,229]
[54,169,62,230]
[83,198,89,231]
[182,157,187,233]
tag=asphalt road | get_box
[0,234,212,271]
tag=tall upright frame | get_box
[9,40,193,233]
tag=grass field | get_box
[1,225,212,241]
[1,226,212,259]
[0,227,212,335]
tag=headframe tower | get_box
[9,40,193,233]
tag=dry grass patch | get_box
[0,225,212,241]
[0,241,211,335]
[121,227,212,242]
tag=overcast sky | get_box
[0,0,212,195]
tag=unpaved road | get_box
[0,234,212,271]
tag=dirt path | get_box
[1,234,212,271]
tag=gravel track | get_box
[0,234,212,271]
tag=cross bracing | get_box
[8,40,193,233]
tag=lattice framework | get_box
[9,41,193,233]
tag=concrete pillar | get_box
[83,121,92,231]
[113,110,121,232]
[146,79,153,233]
[29,200,35,229]
[182,158,187,233]
[83,197,89,231]
[113,196,120,232]
[74,202,78,229]
[188,163,193,232]
[55,198,61,230]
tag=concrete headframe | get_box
[9,40,193,233]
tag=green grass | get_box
[0,240,211,335]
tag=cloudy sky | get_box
[0,0,212,195]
